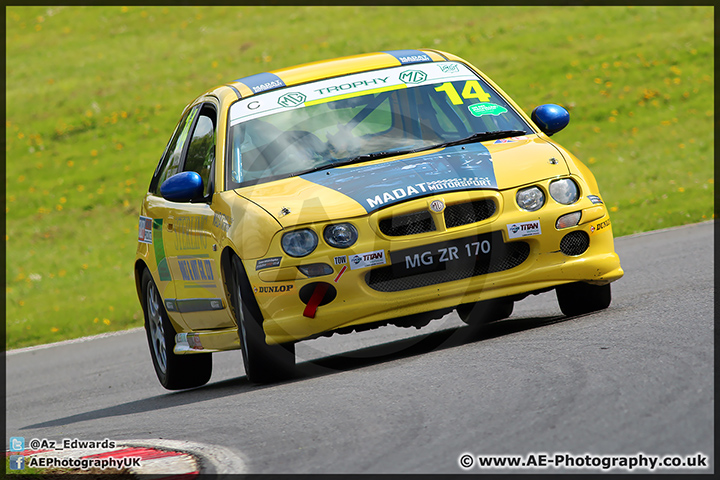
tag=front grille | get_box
[560,231,590,256]
[366,236,530,292]
[444,199,496,228]
[378,210,436,236]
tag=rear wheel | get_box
[141,269,212,390]
[229,255,296,384]
[556,282,612,316]
[457,298,514,325]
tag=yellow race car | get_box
[134,49,623,389]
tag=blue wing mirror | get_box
[531,104,570,136]
[160,171,204,203]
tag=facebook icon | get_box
[9,455,25,470]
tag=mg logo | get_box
[429,200,445,213]
[278,92,306,108]
[399,70,427,84]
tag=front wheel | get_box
[457,298,514,325]
[556,282,612,316]
[229,255,296,384]
[141,269,212,390]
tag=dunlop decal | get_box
[253,284,295,294]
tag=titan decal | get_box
[507,220,542,239]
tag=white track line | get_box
[6,327,144,356]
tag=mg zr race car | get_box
[134,49,624,389]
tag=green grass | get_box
[5,6,714,349]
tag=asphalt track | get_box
[6,221,714,474]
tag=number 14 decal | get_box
[435,80,491,105]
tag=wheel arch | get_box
[134,259,149,304]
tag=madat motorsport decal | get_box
[382,49,433,65]
[301,143,497,213]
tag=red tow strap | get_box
[303,283,329,318]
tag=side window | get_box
[183,106,216,198]
[149,105,200,194]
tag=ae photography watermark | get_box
[458,451,709,472]
[8,436,142,471]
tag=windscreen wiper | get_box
[426,130,528,151]
[293,130,527,177]
[293,149,416,177]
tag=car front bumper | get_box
[247,184,623,344]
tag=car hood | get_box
[235,136,569,227]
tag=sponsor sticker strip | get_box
[229,61,480,125]
[506,220,542,239]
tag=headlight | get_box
[516,186,545,211]
[549,178,580,205]
[323,223,358,248]
[281,229,318,257]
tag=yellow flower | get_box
[67,160,74,167]
[59,197,67,204]
[18,300,25,306]
[678,187,685,192]
[94,317,99,323]
[103,318,111,325]
[610,206,619,212]
[82,263,88,270]
[59,269,67,277]
[51,327,59,332]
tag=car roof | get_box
[219,49,462,100]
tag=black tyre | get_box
[556,281,612,317]
[457,298,514,325]
[229,255,296,384]
[141,269,212,390]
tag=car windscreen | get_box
[226,61,533,188]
